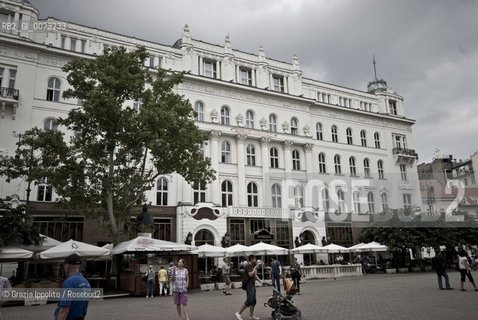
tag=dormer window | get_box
[203,59,217,78]
[389,100,397,115]
[272,75,284,92]
[240,68,252,86]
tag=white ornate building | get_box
[0,0,422,255]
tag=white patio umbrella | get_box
[225,244,248,257]
[112,236,196,254]
[359,241,388,252]
[39,239,110,260]
[245,242,289,280]
[14,234,61,253]
[321,243,349,253]
[348,243,367,253]
[0,246,34,262]
[193,244,227,277]
[290,243,325,254]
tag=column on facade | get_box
[210,130,221,205]
[261,137,271,207]
[216,60,221,79]
[198,56,203,75]
[237,134,247,207]
[283,140,293,209]
[304,143,314,208]
[181,175,192,204]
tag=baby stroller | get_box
[264,278,302,320]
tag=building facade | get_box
[0,0,422,252]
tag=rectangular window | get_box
[250,219,271,233]
[0,67,4,87]
[61,36,66,49]
[81,40,86,53]
[400,164,407,181]
[33,216,84,242]
[153,218,172,241]
[8,69,16,88]
[389,100,397,115]
[240,68,252,86]
[403,194,412,209]
[276,220,290,248]
[149,56,155,68]
[229,219,245,245]
[272,75,284,92]
[203,60,217,78]
[70,38,77,51]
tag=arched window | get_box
[316,123,323,140]
[346,128,353,145]
[247,182,258,207]
[246,110,254,128]
[221,106,230,125]
[374,132,380,149]
[381,193,389,212]
[291,117,298,135]
[221,141,231,163]
[156,177,168,206]
[349,156,356,176]
[193,182,206,204]
[322,188,330,212]
[353,191,361,213]
[194,101,204,121]
[318,153,326,173]
[246,144,256,166]
[270,147,279,169]
[271,184,282,208]
[377,160,384,179]
[37,177,52,202]
[364,158,370,177]
[360,130,367,147]
[292,149,301,170]
[269,114,277,132]
[331,125,338,143]
[194,229,214,246]
[294,185,304,209]
[367,192,375,214]
[46,77,61,102]
[221,180,233,207]
[43,118,58,131]
[334,154,341,174]
[337,189,345,213]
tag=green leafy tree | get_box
[1,47,215,242]
[0,199,41,248]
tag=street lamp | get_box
[221,231,230,248]
[299,232,304,245]
[185,232,193,245]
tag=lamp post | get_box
[185,232,193,245]
[221,231,230,248]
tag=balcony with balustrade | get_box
[0,87,20,119]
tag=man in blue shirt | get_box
[55,254,91,320]
[270,255,282,293]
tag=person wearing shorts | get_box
[172,258,189,320]
[458,250,477,291]
[222,257,232,295]
[235,255,263,320]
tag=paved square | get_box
[3,271,478,319]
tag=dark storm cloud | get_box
[29,0,478,162]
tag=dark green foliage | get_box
[0,200,40,248]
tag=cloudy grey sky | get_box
[29,0,478,163]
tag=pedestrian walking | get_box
[270,255,282,293]
[158,265,168,296]
[290,258,302,294]
[167,261,175,296]
[432,248,452,290]
[171,258,189,320]
[145,265,155,298]
[222,257,232,295]
[54,254,91,320]
[458,250,478,291]
[0,276,12,320]
[235,255,263,320]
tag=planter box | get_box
[410,267,421,272]
[200,283,215,291]
[422,266,432,271]
[385,268,397,274]
[215,282,226,290]
[397,267,409,273]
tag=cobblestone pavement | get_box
[3,271,478,320]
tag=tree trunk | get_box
[107,148,118,235]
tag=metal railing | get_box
[392,147,418,159]
[0,87,19,100]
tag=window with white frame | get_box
[294,185,304,209]
[374,132,380,149]
[349,157,356,176]
[381,193,389,212]
[364,158,371,178]
[221,180,233,207]
[318,153,326,173]
[203,59,217,78]
[393,134,407,149]
[334,154,341,174]
[37,177,52,202]
[269,114,277,132]
[316,123,323,140]
[81,40,86,53]
[360,130,367,147]
[194,101,204,121]
[221,106,230,125]
[246,110,254,128]
[400,164,407,181]
[43,118,58,131]
[221,141,231,163]
[70,38,77,51]
[337,189,345,213]
[272,75,284,92]
[156,177,168,206]
[367,192,375,214]
[389,100,397,115]
[0,67,3,86]
[8,69,15,89]
[240,68,252,86]
[246,144,256,166]
[346,128,353,145]
[247,182,258,207]
[322,188,330,212]
[46,77,61,102]
[270,147,279,169]
[291,118,298,135]
[331,125,338,143]
[377,160,384,179]
[61,35,66,49]
[292,149,301,170]
[353,191,361,213]
[271,184,282,208]
[403,193,412,209]
[193,182,206,204]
